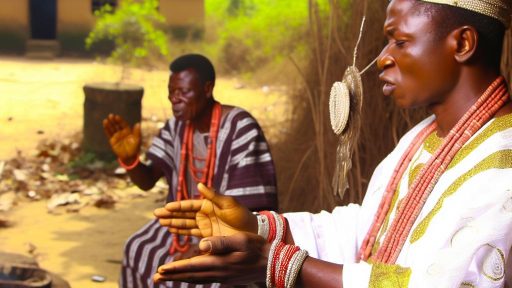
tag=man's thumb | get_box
[197,183,236,209]
[199,235,242,255]
[197,183,217,201]
[133,122,142,140]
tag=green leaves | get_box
[85,0,169,67]
[205,0,312,73]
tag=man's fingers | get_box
[164,200,203,212]
[199,233,251,255]
[197,183,235,209]
[154,208,196,219]
[153,273,222,284]
[153,270,223,284]
[157,255,223,274]
[109,128,129,145]
[197,183,240,210]
[133,122,142,141]
[108,114,121,131]
[169,228,202,237]
[103,119,114,138]
[159,218,197,229]
[115,114,130,130]
[197,183,216,200]
[168,211,196,218]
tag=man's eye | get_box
[394,40,406,47]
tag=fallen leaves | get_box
[0,127,167,217]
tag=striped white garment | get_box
[120,107,277,288]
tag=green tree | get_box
[85,0,170,83]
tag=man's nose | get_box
[377,46,394,71]
[169,91,181,103]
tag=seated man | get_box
[103,54,277,287]
[152,1,512,287]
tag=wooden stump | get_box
[83,83,143,161]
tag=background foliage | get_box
[205,0,310,73]
[85,0,169,68]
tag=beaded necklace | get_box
[359,77,510,263]
[169,102,222,254]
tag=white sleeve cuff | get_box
[342,262,372,288]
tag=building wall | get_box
[0,0,28,30]
[58,0,96,53]
[0,0,205,54]
[58,0,95,32]
[160,0,204,40]
[0,0,29,52]
[160,0,204,26]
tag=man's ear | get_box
[451,26,478,63]
[204,81,214,98]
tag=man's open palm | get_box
[154,183,257,238]
[103,114,141,160]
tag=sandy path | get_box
[0,56,290,287]
[0,193,161,287]
[0,56,289,160]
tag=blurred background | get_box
[0,0,511,286]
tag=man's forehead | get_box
[384,0,420,28]
[170,68,199,79]
[417,0,512,27]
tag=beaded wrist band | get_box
[257,213,270,240]
[266,241,309,288]
[261,211,309,288]
[284,249,308,288]
[118,156,140,170]
[258,211,286,243]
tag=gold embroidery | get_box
[423,131,443,154]
[409,114,512,243]
[410,150,512,243]
[482,244,505,281]
[409,163,425,188]
[459,281,475,287]
[448,113,512,170]
[369,263,411,288]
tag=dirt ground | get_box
[0,56,290,287]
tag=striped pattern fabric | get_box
[120,107,278,287]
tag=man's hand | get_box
[154,183,258,237]
[173,243,201,261]
[153,232,269,285]
[102,114,141,162]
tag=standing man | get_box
[103,54,277,287]
[153,1,512,287]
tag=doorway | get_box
[29,0,57,39]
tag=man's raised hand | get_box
[154,183,258,238]
[102,114,141,162]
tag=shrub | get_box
[85,0,170,79]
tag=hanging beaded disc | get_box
[331,65,364,198]
[329,81,350,135]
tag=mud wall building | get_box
[0,0,204,56]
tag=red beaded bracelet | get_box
[118,156,140,170]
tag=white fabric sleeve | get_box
[286,205,374,288]
[285,204,362,264]
[342,262,372,287]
